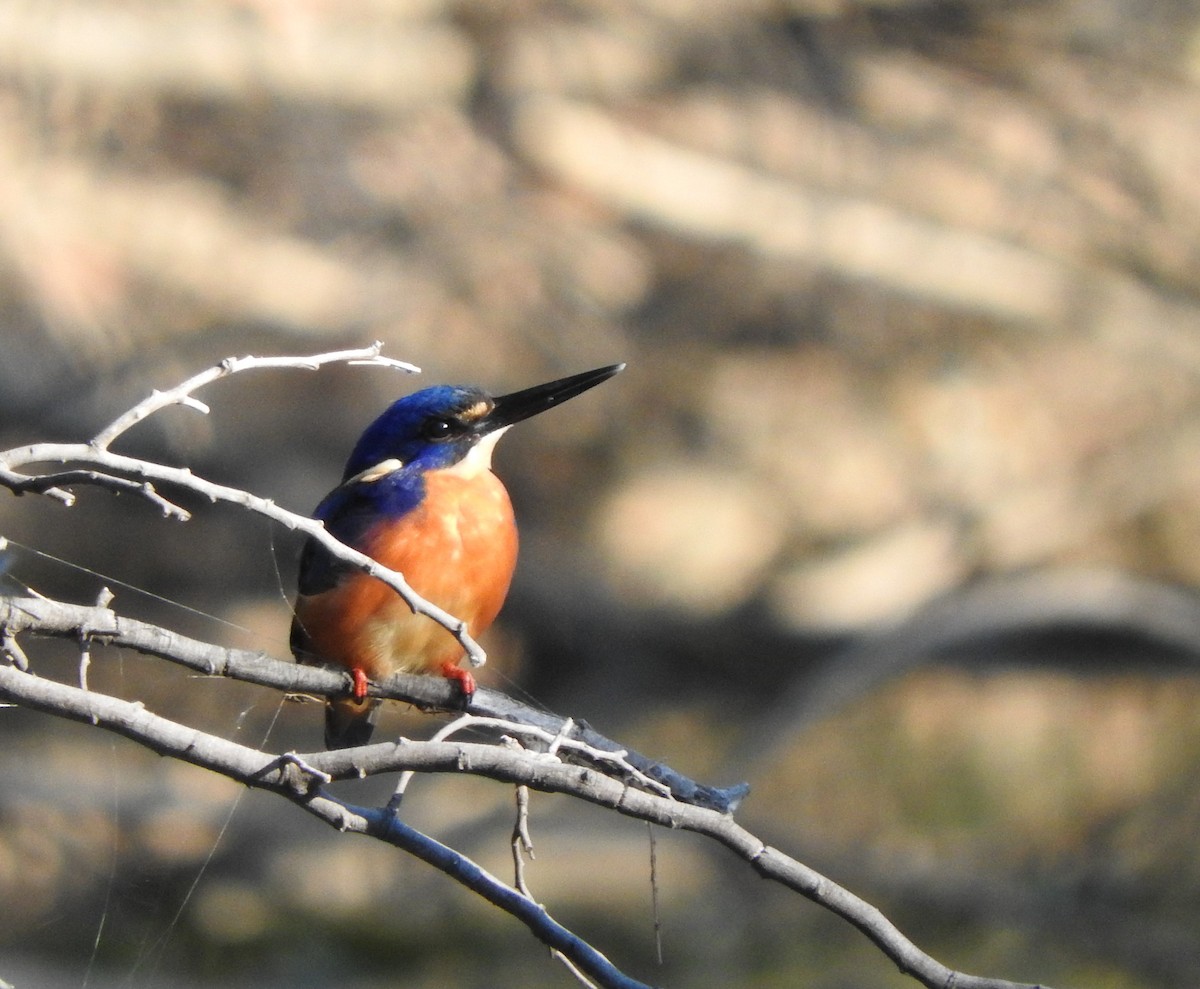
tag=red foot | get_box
[350,667,370,702]
[440,662,476,698]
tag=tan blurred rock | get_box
[594,466,786,613]
[769,519,967,631]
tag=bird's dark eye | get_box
[423,418,455,441]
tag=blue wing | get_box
[295,468,426,596]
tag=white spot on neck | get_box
[445,426,510,478]
[347,458,403,484]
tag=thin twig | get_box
[508,777,604,989]
[78,635,91,692]
[512,782,535,897]
[648,823,663,966]
[89,342,418,450]
[555,952,603,989]
[0,630,29,671]
[389,712,476,809]
[429,713,674,799]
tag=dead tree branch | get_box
[0,656,653,989]
[0,592,1053,989]
[0,593,746,812]
[0,343,487,668]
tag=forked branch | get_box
[0,343,486,668]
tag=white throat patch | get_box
[446,426,510,478]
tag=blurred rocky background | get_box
[3,1,1200,986]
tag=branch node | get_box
[1,631,29,671]
[547,717,574,757]
[276,752,332,795]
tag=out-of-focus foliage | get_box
[3,1,1200,986]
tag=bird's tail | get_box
[325,696,381,749]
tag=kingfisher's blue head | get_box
[341,363,625,483]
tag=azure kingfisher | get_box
[291,363,624,749]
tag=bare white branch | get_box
[0,594,741,810]
[389,711,477,809]
[0,658,653,989]
[512,780,536,896]
[89,341,419,450]
[78,637,91,691]
[1,629,29,671]
[0,345,487,668]
[439,713,675,799]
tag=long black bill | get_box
[483,363,625,432]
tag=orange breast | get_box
[296,469,518,681]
